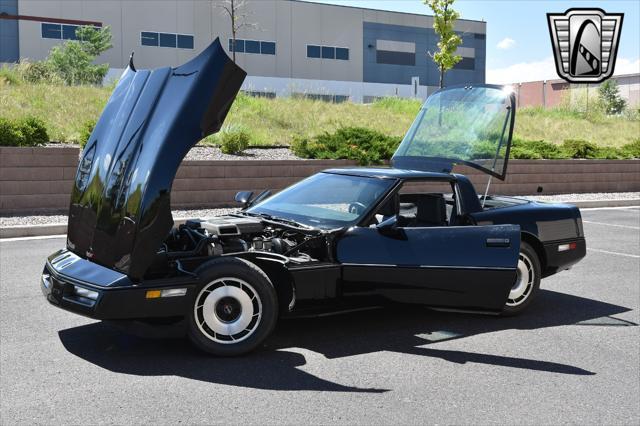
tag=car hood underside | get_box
[66,38,246,280]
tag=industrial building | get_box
[1,0,487,102]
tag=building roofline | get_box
[291,0,487,25]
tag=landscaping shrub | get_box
[561,139,600,158]
[79,118,97,148]
[621,139,640,158]
[219,128,251,154]
[510,138,565,159]
[292,127,401,165]
[0,116,48,146]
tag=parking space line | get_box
[587,248,640,259]
[0,235,66,243]
[581,206,640,211]
[583,221,640,230]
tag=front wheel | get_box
[502,241,541,316]
[187,258,278,356]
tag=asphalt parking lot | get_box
[1,207,638,425]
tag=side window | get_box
[396,180,457,227]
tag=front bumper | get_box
[41,250,198,320]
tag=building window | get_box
[62,25,78,40]
[307,45,321,58]
[261,41,276,55]
[228,38,276,56]
[141,32,159,46]
[141,32,193,49]
[455,57,476,70]
[321,46,335,59]
[335,47,349,60]
[159,33,177,48]
[177,34,194,49]
[307,45,349,61]
[293,93,349,103]
[245,40,260,54]
[376,51,416,66]
[41,23,62,39]
[41,23,99,41]
[242,90,276,99]
[229,39,245,53]
[474,33,486,40]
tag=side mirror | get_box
[235,191,253,207]
[376,215,406,239]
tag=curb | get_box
[1,201,638,239]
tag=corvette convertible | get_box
[41,40,586,356]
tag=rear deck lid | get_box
[391,85,516,180]
[66,38,246,280]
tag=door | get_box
[336,224,520,311]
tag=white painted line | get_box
[581,206,640,211]
[0,234,66,243]
[587,248,640,259]
[583,221,640,230]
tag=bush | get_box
[510,138,565,159]
[219,129,250,154]
[79,118,97,148]
[561,139,600,158]
[0,116,49,146]
[292,127,401,165]
[621,139,640,158]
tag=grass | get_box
[0,73,638,148]
[0,77,110,143]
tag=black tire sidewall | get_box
[187,257,278,356]
[502,241,541,316]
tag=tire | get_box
[501,241,541,316]
[187,257,278,356]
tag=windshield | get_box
[393,86,515,179]
[246,172,395,229]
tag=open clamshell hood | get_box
[392,84,516,180]
[66,38,246,280]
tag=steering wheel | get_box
[348,202,367,215]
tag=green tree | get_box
[46,25,112,85]
[598,79,627,115]
[426,0,462,88]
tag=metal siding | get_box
[0,0,19,62]
[363,21,485,86]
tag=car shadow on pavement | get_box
[58,289,634,393]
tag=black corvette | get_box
[41,40,586,356]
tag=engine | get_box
[163,215,325,262]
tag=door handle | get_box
[486,238,510,248]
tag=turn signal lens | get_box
[145,290,162,299]
[145,288,187,299]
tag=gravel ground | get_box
[184,146,303,161]
[524,192,640,202]
[47,144,304,161]
[1,193,638,227]
[0,208,239,227]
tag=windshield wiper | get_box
[240,211,314,230]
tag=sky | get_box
[306,0,640,83]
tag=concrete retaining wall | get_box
[1,147,639,214]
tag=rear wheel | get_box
[188,258,278,356]
[502,241,541,316]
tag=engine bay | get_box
[161,214,329,267]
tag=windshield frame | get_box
[392,84,517,181]
[245,172,398,230]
